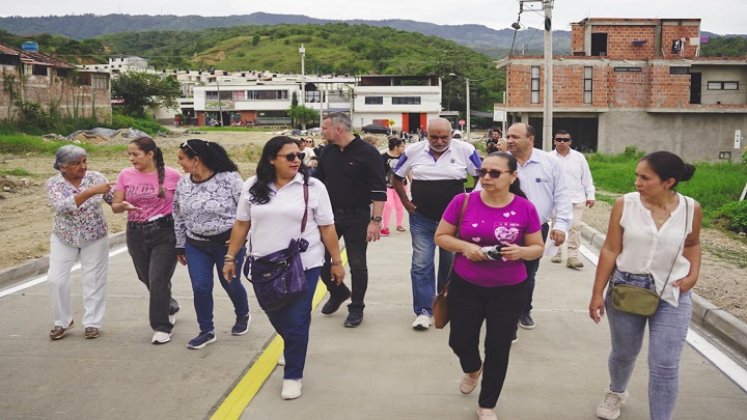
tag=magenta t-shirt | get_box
[442,191,541,287]
[115,166,181,222]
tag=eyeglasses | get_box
[62,159,87,167]
[477,168,510,179]
[553,137,572,142]
[181,141,199,156]
[304,139,313,144]
[278,152,305,161]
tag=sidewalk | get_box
[242,227,747,419]
[0,227,746,419]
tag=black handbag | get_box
[244,183,309,312]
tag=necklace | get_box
[655,215,668,225]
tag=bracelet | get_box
[223,260,235,265]
[224,255,235,262]
[331,260,343,266]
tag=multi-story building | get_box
[495,18,747,161]
[0,43,112,122]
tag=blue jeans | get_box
[184,241,249,333]
[605,269,693,420]
[410,211,454,316]
[266,267,321,380]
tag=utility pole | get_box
[465,77,471,141]
[299,44,306,106]
[542,0,554,151]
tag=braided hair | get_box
[130,136,166,198]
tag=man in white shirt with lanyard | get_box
[392,117,481,331]
[550,129,595,269]
[505,122,572,333]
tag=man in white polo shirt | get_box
[392,117,481,330]
[550,129,595,269]
[505,122,572,332]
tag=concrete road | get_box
[1,226,746,419]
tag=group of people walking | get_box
[44,114,702,419]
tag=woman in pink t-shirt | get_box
[435,151,544,420]
[113,136,181,345]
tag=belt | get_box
[333,207,369,214]
[127,214,174,229]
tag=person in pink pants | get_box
[381,137,407,236]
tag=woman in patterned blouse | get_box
[173,139,250,349]
[46,145,113,340]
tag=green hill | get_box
[97,23,505,112]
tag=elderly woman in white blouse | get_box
[46,145,113,340]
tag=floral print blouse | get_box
[46,171,113,247]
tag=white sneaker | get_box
[169,314,176,326]
[278,353,286,366]
[596,389,629,420]
[281,379,302,400]
[412,313,432,330]
[152,331,172,344]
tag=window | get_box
[31,65,48,76]
[669,67,690,75]
[92,74,108,89]
[583,66,593,104]
[707,81,739,90]
[247,90,289,100]
[613,67,642,72]
[591,33,607,56]
[365,96,383,105]
[531,66,540,104]
[392,96,421,105]
[305,91,321,103]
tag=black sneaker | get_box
[344,311,363,328]
[519,313,535,330]
[187,331,216,349]
[231,314,251,336]
[321,289,352,315]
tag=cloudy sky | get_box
[1,0,744,34]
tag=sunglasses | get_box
[278,152,305,162]
[477,168,510,179]
[553,138,572,142]
[181,141,199,156]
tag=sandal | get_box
[396,226,406,232]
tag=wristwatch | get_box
[370,216,382,223]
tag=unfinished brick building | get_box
[495,18,747,161]
[0,43,112,124]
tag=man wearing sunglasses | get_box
[314,112,387,328]
[392,117,482,331]
[504,122,572,332]
[550,130,595,269]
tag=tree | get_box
[288,105,318,130]
[111,72,182,118]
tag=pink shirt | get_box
[442,192,541,287]
[115,166,181,222]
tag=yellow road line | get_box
[210,250,347,420]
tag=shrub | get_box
[714,200,747,233]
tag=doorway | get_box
[690,72,702,104]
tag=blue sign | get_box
[21,41,39,52]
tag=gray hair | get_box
[324,112,352,132]
[53,145,87,170]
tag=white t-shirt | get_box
[616,192,694,306]
[236,174,334,270]
[551,149,595,204]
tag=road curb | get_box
[580,222,747,358]
[0,232,127,289]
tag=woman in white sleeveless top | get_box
[589,151,702,420]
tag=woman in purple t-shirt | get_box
[435,151,544,420]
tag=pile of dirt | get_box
[66,128,150,145]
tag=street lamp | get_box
[299,44,306,106]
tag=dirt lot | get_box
[1,131,745,322]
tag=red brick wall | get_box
[592,25,657,59]
[507,62,608,108]
[661,24,699,58]
[606,67,651,108]
[648,64,691,108]
[571,24,585,55]
[507,64,542,108]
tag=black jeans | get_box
[521,222,550,316]
[319,209,369,312]
[447,273,530,409]
[126,221,178,333]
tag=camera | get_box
[480,244,504,260]
[298,238,309,252]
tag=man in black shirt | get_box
[314,112,387,327]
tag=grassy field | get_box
[0,133,128,156]
[587,148,747,228]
